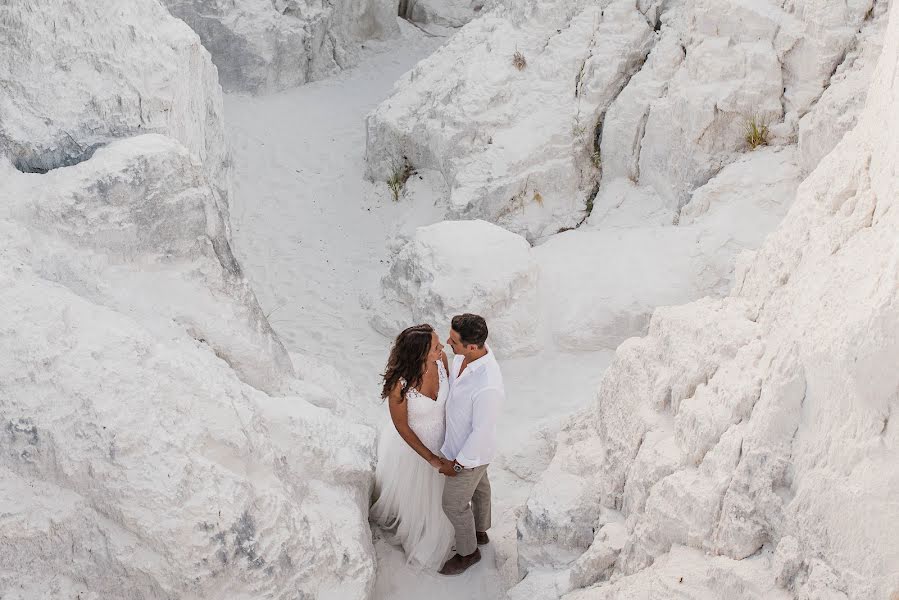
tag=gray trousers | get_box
[441,464,491,557]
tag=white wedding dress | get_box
[370,359,455,570]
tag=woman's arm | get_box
[388,383,443,469]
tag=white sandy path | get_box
[226,25,447,389]
[226,21,614,599]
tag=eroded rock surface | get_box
[0,0,230,204]
[513,2,899,597]
[366,0,879,241]
[0,1,380,596]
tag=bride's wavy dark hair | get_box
[381,324,434,403]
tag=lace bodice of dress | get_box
[403,360,449,454]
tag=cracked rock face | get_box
[370,219,541,357]
[366,0,655,242]
[366,0,880,240]
[513,1,899,597]
[0,0,230,206]
[601,0,878,211]
[797,0,890,175]
[160,0,400,94]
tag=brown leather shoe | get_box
[438,548,481,575]
[476,531,489,545]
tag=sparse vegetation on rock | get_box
[387,155,415,201]
[745,116,770,149]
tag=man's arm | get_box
[455,386,503,467]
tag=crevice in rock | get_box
[796,1,880,120]
[327,31,341,69]
[745,385,765,422]
[574,14,603,99]
[301,21,317,84]
[589,29,657,188]
[11,140,106,174]
[632,104,651,184]
[210,233,243,278]
[677,161,724,217]
[617,430,648,511]
[569,27,657,233]
[402,18,446,38]
[828,47,851,84]
[541,19,575,54]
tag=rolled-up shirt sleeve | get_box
[455,386,503,467]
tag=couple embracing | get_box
[371,313,504,576]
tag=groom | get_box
[438,313,505,576]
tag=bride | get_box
[370,324,456,570]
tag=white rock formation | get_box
[371,219,541,356]
[797,1,890,175]
[161,0,400,93]
[0,285,376,599]
[513,1,899,597]
[537,147,800,352]
[1,135,292,392]
[400,0,485,28]
[0,134,379,599]
[0,0,230,205]
[0,2,380,596]
[562,545,793,600]
[366,0,655,242]
[600,0,879,210]
[366,0,879,240]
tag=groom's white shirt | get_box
[441,345,504,468]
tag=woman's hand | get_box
[428,455,444,470]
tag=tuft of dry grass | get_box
[512,51,527,71]
[744,117,770,150]
[387,155,414,201]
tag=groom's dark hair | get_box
[451,313,488,348]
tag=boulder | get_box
[371,219,541,356]
[0,0,230,206]
[400,0,485,28]
[161,0,400,93]
[1,135,293,393]
[366,0,654,242]
[0,136,378,598]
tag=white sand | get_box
[226,21,613,598]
